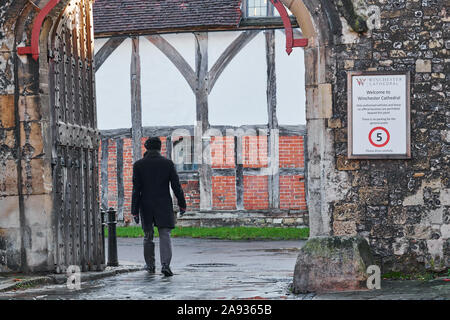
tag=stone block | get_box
[333,203,359,221]
[416,59,432,73]
[20,122,44,157]
[0,196,20,228]
[0,95,15,128]
[0,160,18,196]
[393,238,409,256]
[318,83,333,119]
[18,95,41,121]
[440,189,450,206]
[293,236,374,293]
[359,187,389,205]
[21,159,52,195]
[333,220,357,236]
[441,225,450,240]
[407,225,431,240]
[23,194,53,228]
[327,118,342,129]
[334,128,347,143]
[283,218,296,225]
[0,129,15,149]
[0,228,22,272]
[305,84,333,120]
[337,155,360,171]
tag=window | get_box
[242,0,292,18]
[246,0,271,17]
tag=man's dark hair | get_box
[144,137,162,151]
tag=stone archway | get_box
[283,0,346,238]
[3,0,448,295]
[0,0,343,273]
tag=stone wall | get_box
[313,0,449,272]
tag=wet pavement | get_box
[0,238,302,300]
[0,237,448,300]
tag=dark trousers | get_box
[143,224,172,268]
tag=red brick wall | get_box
[242,135,268,168]
[212,176,236,210]
[243,175,269,210]
[122,138,133,220]
[107,139,117,210]
[99,134,307,222]
[181,180,200,210]
[211,136,235,168]
[98,140,102,205]
[279,136,305,168]
[280,175,307,210]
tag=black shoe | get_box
[144,265,155,274]
[161,265,173,277]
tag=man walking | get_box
[132,137,186,276]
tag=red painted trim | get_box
[269,0,308,55]
[17,0,61,61]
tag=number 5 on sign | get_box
[369,127,390,148]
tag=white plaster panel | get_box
[140,35,196,126]
[209,32,268,125]
[275,29,306,125]
[95,38,132,130]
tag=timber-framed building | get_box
[93,0,309,228]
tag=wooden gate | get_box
[48,0,104,273]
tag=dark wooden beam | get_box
[265,29,280,209]
[145,35,197,93]
[116,138,124,221]
[93,17,299,39]
[94,36,127,72]
[100,125,307,140]
[234,136,244,210]
[266,30,278,130]
[208,30,260,92]
[130,36,143,163]
[166,135,172,160]
[239,16,299,29]
[194,32,212,211]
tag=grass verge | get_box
[106,226,309,240]
[382,270,450,281]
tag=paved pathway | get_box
[0,237,448,300]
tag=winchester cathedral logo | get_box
[356,78,366,86]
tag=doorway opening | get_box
[94,0,309,231]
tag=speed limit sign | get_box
[368,127,390,148]
[347,71,411,159]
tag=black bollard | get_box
[107,207,119,267]
[101,209,106,265]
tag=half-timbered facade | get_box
[93,0,309,227]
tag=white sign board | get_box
[348,72,411,159]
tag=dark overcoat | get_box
[131,150,186,229]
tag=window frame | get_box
[242,0,275,18]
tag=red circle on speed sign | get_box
[369,127,390,148]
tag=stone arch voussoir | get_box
[282,0,345,237]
